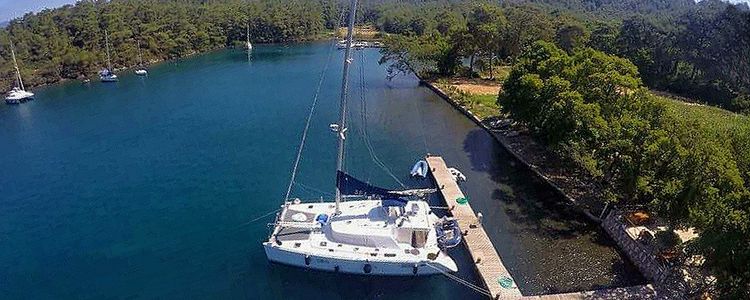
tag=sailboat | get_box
[4,38,34,105]
[245,24,253,51]
[135,39,148,76]
[99,30,118,82]
[263,0,459,276]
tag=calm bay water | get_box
[0,42,643,299]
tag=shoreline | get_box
[418,78,604,222]
[4,36,339,93]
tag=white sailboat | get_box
[99,30,118,82]
[5,38,34,105]
[263,0,460,276]
[135,39,147,76]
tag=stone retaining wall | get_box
[602,212,669,284]
[420,80,601,221]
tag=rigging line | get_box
[356,49,407,188]
[359,55,406,189]
[293,181,335,197]
[235,208,280,229]
[282,34,338,202]
[423,263,493,297]
[423,262,489,294]
[411,81,430,154]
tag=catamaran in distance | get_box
[263,0,460,276]
[5,38,34,104]
[99,30,118,82]
[135,39,148,76]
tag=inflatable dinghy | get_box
[436,217,462,249]
[410,160,429,178]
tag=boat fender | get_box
[363,263,372,274]
[334,266,340,273]
[412,264,418,275]
[304,255,311,266]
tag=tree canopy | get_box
[500,41,750,299]
[1,0,336,90]
[374,0,750,113]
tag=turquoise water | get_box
[0,42,642,299]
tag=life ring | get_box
[304,255,311,266]
[363,263,372,274]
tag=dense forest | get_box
[499,42,749,298]
[372,0,750,297]
[2,0,749,297]
[374,0,750,112]
[0,0,339,90]
[2,0,749,110]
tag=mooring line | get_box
[235,208,280,229]
[424,263,492,297]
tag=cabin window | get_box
[370,253,377,257]
[384,253,396,257]
[294,243,301,248]
[320,242,327,247]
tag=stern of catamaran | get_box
[432,251,459,273]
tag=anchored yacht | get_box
[264,174,459,275]
[4,38,34,104]
[100,30,118,82]
[5,87,34,104]
[263,0,460,276]
[135,40,148,76]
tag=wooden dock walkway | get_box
[426,155,522,299]
[427,155,659,300]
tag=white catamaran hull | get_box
[5,89,34,104]
[263,199,459,276]
[264,243,454,276]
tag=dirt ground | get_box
[443,77,502,95]
[335,26,381,39]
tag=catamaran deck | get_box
[426,155,523,299]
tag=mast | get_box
[105,29,112,71]
[334,0,358,215]
[9,38,24,91]
[137,39,143,66]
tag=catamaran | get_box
[263,0,460,276]
[135,39,147,76]
[99,30,118,82]
[5,38,34,104]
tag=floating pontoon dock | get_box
[426,155,523,299]
[427,155,658,299]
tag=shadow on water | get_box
[245,244,486,300]
[460,128,645,294]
